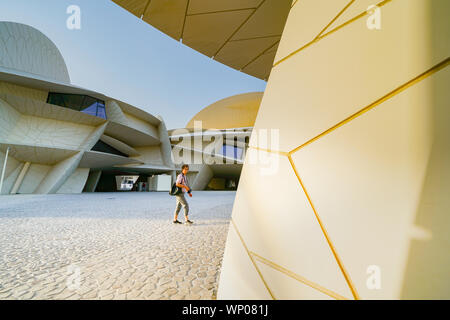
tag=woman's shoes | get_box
[173,220,193,224]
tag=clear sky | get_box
[0,0,266,129]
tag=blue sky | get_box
[0,0,266,129]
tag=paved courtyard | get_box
[0,191,235,300]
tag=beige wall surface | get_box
[57,168,90,194]
[124,112,159,138]
[17,163,51,194]
[8,115,95,150]
[0,97,21,137]
[0,81,48,101]
[133,146,164,166]
[218,0,450,300]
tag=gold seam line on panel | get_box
[230,34,282,42]
[248,145,289,157]
[273,0,392,67]
[289,57,450,155]
[318,0,391,39]
[141,0,151,19]
[231,219,276,300]
[250,251,349,300]
[241,40,280,71]
[180,0,190,40]
[287,155,360,300]
[186,7,257,17]
[314,0,355,40]
[291,0,299,9]
[213,0,266,57]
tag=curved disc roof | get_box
[186,91,263,129]
[0,21,70,83]
[112,0,292,80]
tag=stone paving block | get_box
[0,192,234,301]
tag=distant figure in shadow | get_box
[173,164,194,225]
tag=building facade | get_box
[169,92,262,190]
[0,21,175,195]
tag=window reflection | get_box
[221,145,243,160]
[47,93,107,119]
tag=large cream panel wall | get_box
[218,0,449,300]
[0,81,48,101]
[0,97,21,138]
[17,164,50,194]
[133,146,164,166]
[56,168,90,194]
[123,112,159,138]
[7,115,95,150]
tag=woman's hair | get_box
[181,164,189,170]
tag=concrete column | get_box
[80,122,108,151]
[157,115,176,183]
[34,152,84,194]
[0,146,10,194]
[10,161,30,194]
[191,164,213,191]
[84,170,102,192]
[105,100,129,126]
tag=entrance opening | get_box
[115,175,139,191]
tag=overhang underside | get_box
[0,142,79,165]
[101,164,175,175]
[112,0,292,80]
[79,150,142,169]
[209,163,242,179]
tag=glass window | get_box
[47,93,107,119]
[81,103,98,117]
[47,93,66,109]
[221,145,243,160]
[64,94,85,111]
[96,102,106,119]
